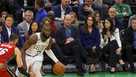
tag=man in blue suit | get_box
[55,14,87,76]
[52,0,72,20]
[2,15,19,43]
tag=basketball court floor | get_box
[44,72,136,77]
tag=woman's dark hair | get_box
[84,14,95,32]
[102,19,116,35]
[28,21,40,35]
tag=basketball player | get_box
[0,34,23,77]
[22,25,64,77]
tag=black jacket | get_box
[121,27,133,48]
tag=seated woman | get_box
[79,15,101,72]
[100,19,127,72]
[25,21,40,40]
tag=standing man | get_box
[17,10,34,48]
[0,34,23,77]
[22,24,64,77]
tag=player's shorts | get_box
[25,54,43,73]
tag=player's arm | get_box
[21,34,37,69]
[44,49,65,69]
[44,49,59,63]
[44,37,59,63]
[45,37,64,65]
[21,34,37,59]
[46,37,53,50]
[14,47,23,68]
[22,34,38,51]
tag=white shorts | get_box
[25,54,43,73]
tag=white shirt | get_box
[6,26,11,38]
[79,0,84,4]
[100,28,122,48]
[61,5,65,19]
[111,28,122,48]
[25,21,30,31]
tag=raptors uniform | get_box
[25,33,51,74]
[0,43,16,77]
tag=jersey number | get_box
[0,48,8,55]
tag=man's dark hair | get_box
[9,33,18,41]
[35,0,45,8]
[0,22,3,27]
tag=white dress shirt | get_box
[100,28,122,48]
[6,27,11,38]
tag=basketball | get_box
[53,63,65,75]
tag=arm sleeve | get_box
[44,49,59,63]
[114,28,122,48]
[127,5,132,16]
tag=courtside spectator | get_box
[2,15,19,43]
[17,10,34,48]
[52,0,72,20]
[79,15,101,72]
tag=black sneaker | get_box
[77,70,85,77]
[130,67,136,73]
[121,64,128,72]
[77,67,86,76]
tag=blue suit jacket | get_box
[52,5,72,18]
[79,26,100,49]
[55,25,79,47]
[35,8,48,24]
[2,25,19,43]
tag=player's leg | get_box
[31,61,43,77]
[25,55,33,72]
[28,64,35,77]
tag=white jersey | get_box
[25,33,51,56]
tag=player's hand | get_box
[92,46,96,52]
[68,37,74,41]
[65,40,71,44]
[65,37,74,44]
[56,61,65,67]
[116,48,122,55]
